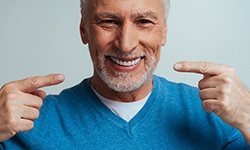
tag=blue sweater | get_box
[1,75,249,149]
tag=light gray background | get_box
[0,0,249,94]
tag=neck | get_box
[90,75,153,102]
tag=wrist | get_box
[237,121,250,145]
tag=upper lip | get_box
[107,56,144,61]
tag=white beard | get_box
[95,57,157,92]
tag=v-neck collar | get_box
[82,76,160,131]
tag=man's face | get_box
[81,0,167,92]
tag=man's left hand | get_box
[174,61,250,143]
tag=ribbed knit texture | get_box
[1,75,249,150]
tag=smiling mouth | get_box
[109,56,143,67]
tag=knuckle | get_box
[226,66,235,73]
[27,122,34,130]
[4,107,18,121]
[3,95,19,111]
[199,62,208,74]
[0,111,19,131]
[217,101,230,113]
[37,98,43,108]
[224,65,237,76]
[216,89,231,101]
[6,117,19,129]
[220,76,233,85]
[201,102,207,110]
[1,82,16,92]
[220,88,231,95]
[8,131,17,138]
[5,93,18,102]
[198,80,204,89]
[6,105,16,113]
[199,90,205,99]
[28,76,40,88]
[33,109,40,119]
[202,101,213,112]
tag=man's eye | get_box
[135,19,154,29]
[98,20,119,29]
[137,19,152,24]
[100,20,118,24]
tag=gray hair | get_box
[80,0,170,20]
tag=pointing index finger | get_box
[173,61,225,76]
[15,74,64,93]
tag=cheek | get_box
[144,45,161,65]
[140,32,162,57]
[90,27,115,49]
[88,28,115,63]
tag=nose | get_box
[114,23,138,53]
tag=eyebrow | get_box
[93,12,120,21]
[93,11,158,21]
[131,11,158,21]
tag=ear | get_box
[80,18,88,44]
[161,23,168,46]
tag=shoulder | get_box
[152,75,249,147]
[43,78,92,105]
[153,75,198,90]
[152,75,200,99]
[38,78,95,121]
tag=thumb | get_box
[31,90,47,99]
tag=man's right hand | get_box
[0,74,64,142]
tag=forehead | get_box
[90,0,165,18]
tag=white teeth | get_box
[110,57,141,67]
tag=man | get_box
[0,0,250,149]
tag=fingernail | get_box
[55,74,64,82]
[174,63,182,70]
